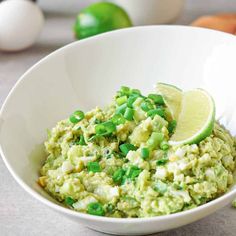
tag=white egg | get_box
[0,0,44,51]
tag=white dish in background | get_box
[111,0,185,25]
[0,26,236,235]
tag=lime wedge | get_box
[169,89,215,145]
[155,83,182,120]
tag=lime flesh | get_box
[169,89,215,145]
[156,82,182,120]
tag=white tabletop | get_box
[1,0,236,235]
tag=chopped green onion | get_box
[79,135,86,145]
[147,132,164,150]
[87,202,105,216]
[156,158,168,165]
[116,103,127,115]
[119,143,137,156]
[121,175,127,184]
[111,114,125,125]
[74,135,87,146]
[168,120,177,134]
[124,107,134,121]
[141,101,154,112]
[116,95,127,106]
[141,147,149,160]
[126,166,142,180]
[147,108,166,118]
[112,168,125,184]
[95,123,106,135]
[87,161,101,173]
[127,94,139,108]
[131,89,141,95]
[65,197,75,206]
[160,141,169,150]
[95,121,116,136]
[69,110,84,123]
[120,86,130,96]
[148,94,165,105]
[198,196,207,204]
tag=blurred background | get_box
[1,0,236,102]
[1,0,236,104]
[33,0,236,48]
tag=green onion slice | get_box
[119,143,137,156]
[147,108,166,118]
[156,158,168,166]
[141,147,149,160]
[87,161,101,173]
[65,196,75,206]
[147,132,164,150]
[111,114,125,125]
[126,166,142,180]
[116,103,127,115]
[116,95,128,106]
[87,202,105,216]
[112,168,125,184]
[124,107,134,121]
[148,94,165,105]
[168,120,177,134]
[69,110,85,123]
[141,101,154,112]
[95,121,116,136]
[160,141,169,150]
[127,94,139,108]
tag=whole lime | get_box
[74,2,132,39]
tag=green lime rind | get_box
[74,2,132,39]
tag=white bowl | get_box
[1,26,236,235]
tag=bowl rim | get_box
[1,25,236,223]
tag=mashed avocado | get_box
[38,86,236,218]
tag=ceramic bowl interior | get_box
[1,26,236,235]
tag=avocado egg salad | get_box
[38,83,236,218]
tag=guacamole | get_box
[38,86,236,218]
